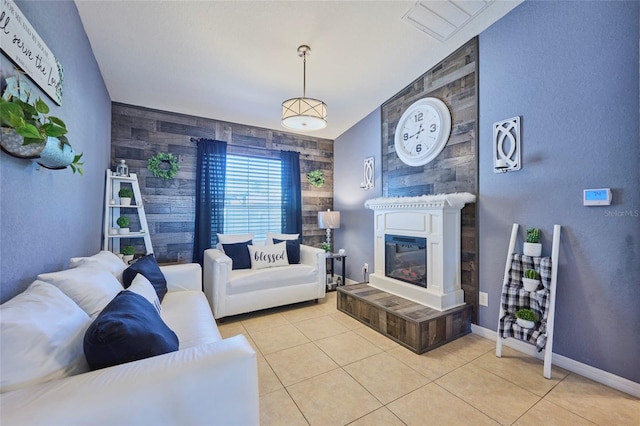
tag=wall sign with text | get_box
[0,0,63,105]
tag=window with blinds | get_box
[223,154,282,240]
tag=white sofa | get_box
[204,244,326,319]
[0,255,259,426]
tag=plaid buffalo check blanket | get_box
[499,254,553,351]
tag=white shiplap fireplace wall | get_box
[365,193,476,311]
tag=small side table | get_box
[326,253,346,291]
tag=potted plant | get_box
[522,269,540,292]
[321,242,331,254]
[116,216,130,234]
[120,245,135,264]
[0,75,83,174]
[523,228,542,257]
[118,187,134,206]
[515,308,538,329]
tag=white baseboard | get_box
[471,324,640,398]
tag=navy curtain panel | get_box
[280,150,302,236]
[192,138,227,265]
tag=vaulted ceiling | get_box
[75,1,521,140]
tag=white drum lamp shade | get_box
[282,45,327,132]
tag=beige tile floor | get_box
[218,291,639,426]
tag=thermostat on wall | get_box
[583,188,612,206]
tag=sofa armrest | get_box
[0,335,259,426]
[160,263,202,293]
[300,244,326,272]
[203,249,232,317]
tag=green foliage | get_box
[69,153,84,175]
[0,76,68,145]
[120,245,135,256]
[320,242,331,252]
[1,75,83,175]
[526,228,541,243]
[118,187,134,198]
[523,269,540,280]
[116,216,130,228]
[148,152,179,180]
[515,308,538,322]
[307,170,324,187]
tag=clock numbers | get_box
[414,112,423,123]
[403,133,409,141]
[430,123,437,132]
[416,144,422,153]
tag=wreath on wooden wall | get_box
[148,152,179,180]
[307,170,324,187]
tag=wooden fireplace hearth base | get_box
[337,283,472,354]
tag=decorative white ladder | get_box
[102,169,153,256]
[496,223,561,379]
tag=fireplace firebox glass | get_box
[384,234,427,288]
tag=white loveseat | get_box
[204,242,326,320]
[0,253,259,426]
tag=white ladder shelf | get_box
[496,223,561,379]
[102,169,153,256]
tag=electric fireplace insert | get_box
[384,234,427,288]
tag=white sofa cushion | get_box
[248,241,289,269]
[0,281,91,393]
[69,250,127,283]
[161,291,221,349]
[227,264,318,295]
[38,265,123,318]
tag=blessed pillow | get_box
[1,281,91,392]
[84,291,179,370]
[273,238,301,264]
[248,241,289,269]
[123,254,167,302]
[128,274,162,314]
[266,233,300,244]
[38,265,124,318]
[221,240,252,270]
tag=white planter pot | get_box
[109,227,118,235]
[523,242,542,257]
[122,255,134,264]
[522,277,540,292]
[516,318,535,329]
[120,197,132,206]
[118,227,129,234]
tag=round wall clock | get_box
[394,97,452,166]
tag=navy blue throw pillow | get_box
[273,238,301,264]
[83,291,179,370]
[222,240,252,270]
[123,254,167,302]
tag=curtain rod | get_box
[190,138,310,158]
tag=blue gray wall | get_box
[334,108,381,282]
[478,0,639,383]
[0,1,111,302]
[335,1,639,383]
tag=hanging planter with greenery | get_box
[148,152,179,180]
[0,74,83,174]
[307,169,324,187]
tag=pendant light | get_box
[282,45,327,131]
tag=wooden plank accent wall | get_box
[111,103,334,263]
[380,38,479,322]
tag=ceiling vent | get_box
[402,0,494,42]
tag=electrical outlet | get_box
[479,292,488,307]
[362,263,369,279]
[363,263,368,271]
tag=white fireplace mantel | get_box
[365,192,476,311]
